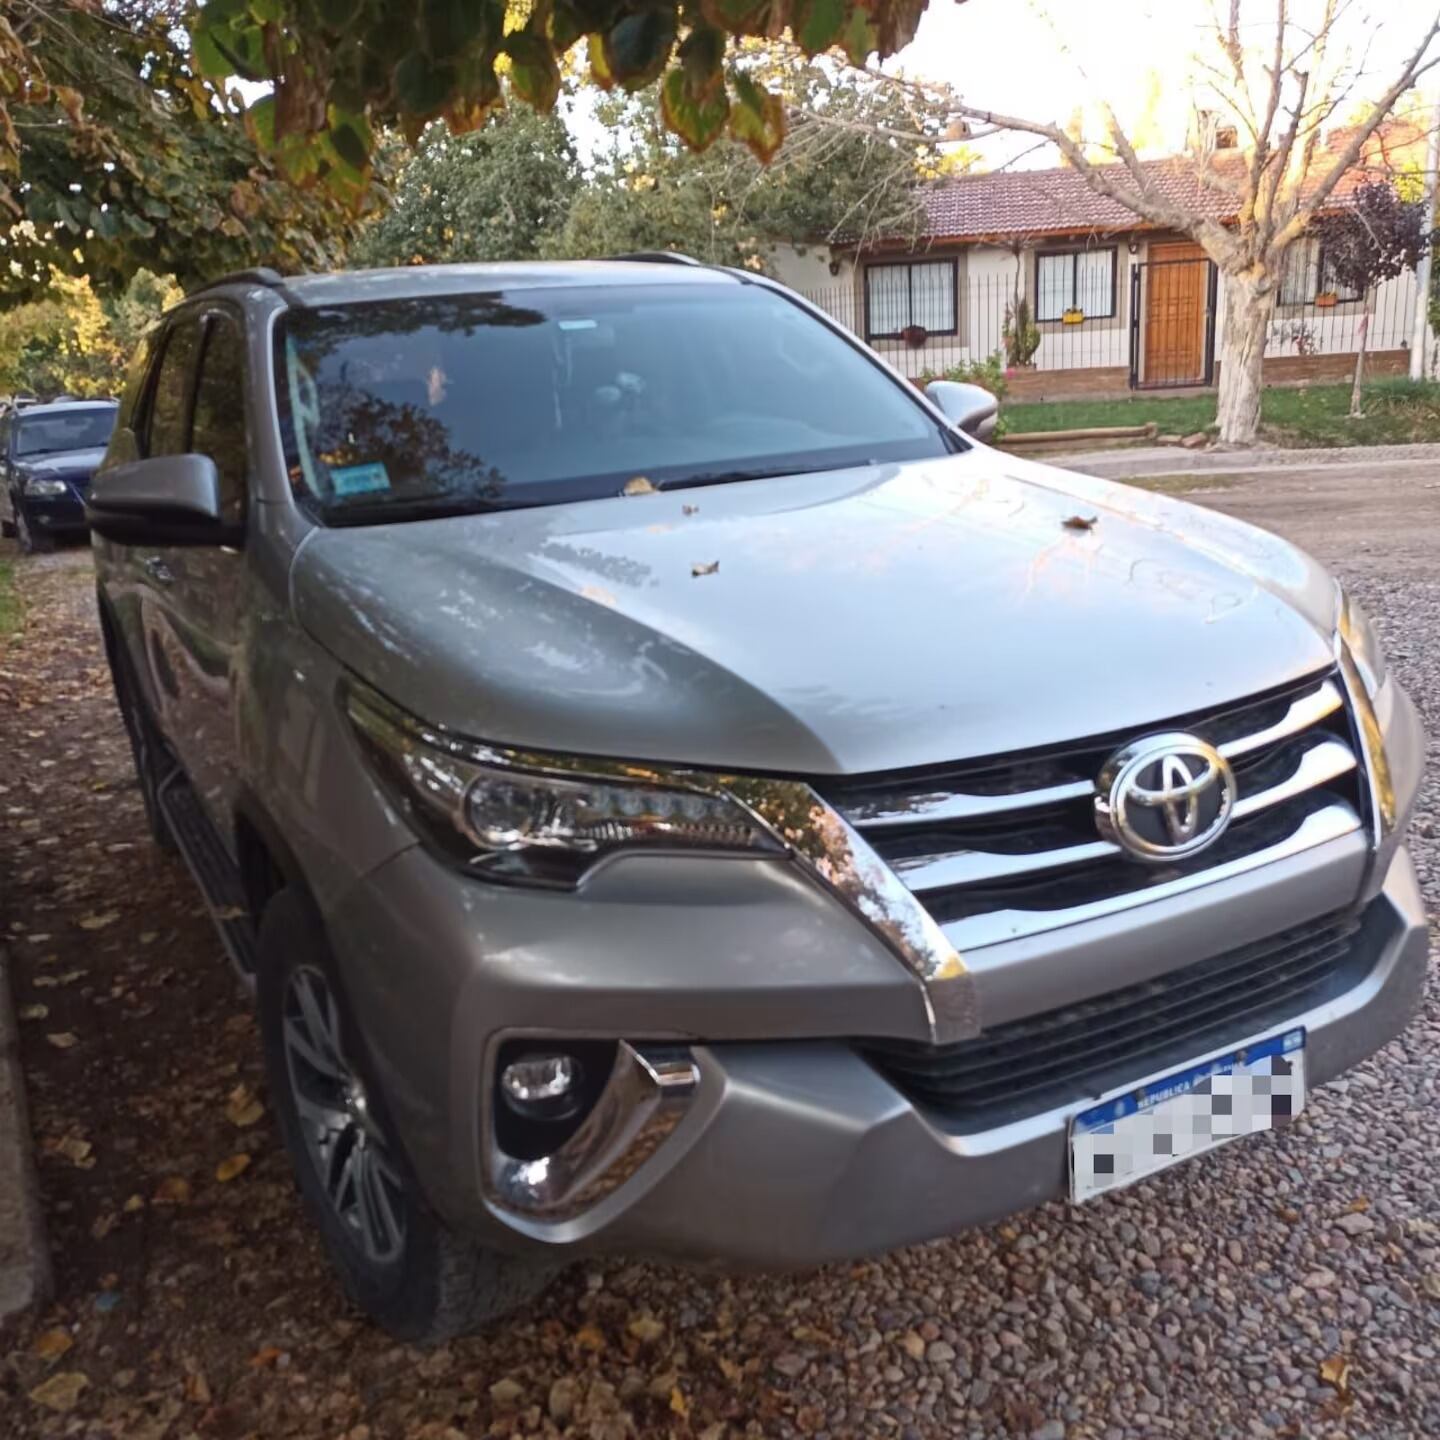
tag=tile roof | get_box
[906,123,1423,245]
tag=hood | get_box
[292,449,1339,776]
[15,446,108,481]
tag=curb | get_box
[1047,441,1440,481]
[0,943,52,1320]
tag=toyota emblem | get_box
[1095,733,1237,862]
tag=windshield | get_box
[14,406,117,458]
[274,282,955,522]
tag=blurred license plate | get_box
[1069,1028,1305,1203]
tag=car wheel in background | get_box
[257,888,559,1342]
[15,507,52,555]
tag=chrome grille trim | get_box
[816,671,1365,955]
[1218,679,1344,761]
[938,803,1362,953]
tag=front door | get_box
[1144,242,1209,385]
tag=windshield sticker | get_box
[330,462,392,497]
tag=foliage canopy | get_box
[0,0,362,302]
[188,0,940,193]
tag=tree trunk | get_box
[1349,299,1371,417]
[1215,271,1275,446]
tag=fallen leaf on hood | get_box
[1319,1354,1351,1396]
[682,504,699,515]
[691,560,720,577]
[225,1085,265,1128]
[1062,514,1098,531]
[29,1371,88,1412]
[152,1176,192,1206]
[32,1328,74,1361]
[77,911,119,931]
[621,476,658,496]
[45,1032,79,1050]
[215,1153,251,1182]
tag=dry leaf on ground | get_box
[77,911,119,930]
[215,1153,251,1182]
[45,1032,79,1050]
[152,1176,192,1205]
[29,1371,89,1412]
[1319,1354,1351,1396]
[32,1328,74,1361]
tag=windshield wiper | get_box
[325,495,518,527]
[654,465,824,493]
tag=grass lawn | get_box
[1002,377,1440,448]
[0,556,19,642]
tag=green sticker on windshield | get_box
[329,462,391,497]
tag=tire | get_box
[110,651,179,855]
[256,889,557,1342]
[15,506,52,555]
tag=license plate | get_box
[1069,1028,1305,1203]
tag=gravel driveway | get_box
[0,461,1436,1440]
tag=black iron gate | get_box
[1128,257,1219,390]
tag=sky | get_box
[889,0,1439,172]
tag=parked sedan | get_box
[2,399,118,553]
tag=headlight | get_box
[344,682,785,887]
[23,477,68,497]
[1338,590,1387,698]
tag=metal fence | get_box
[796,266,1421,390]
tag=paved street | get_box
[0,460,1436,1439]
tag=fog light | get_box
[501,1053,581,1120]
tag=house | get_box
[771,130,1426,398]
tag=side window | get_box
[146,320,203,457]
[189,314,249,523]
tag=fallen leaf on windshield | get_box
[691,561,720,577]
[215,1153,251,1182]
[1319,1354,1351,1396]
[1062,514,1099,531]
[682,504,699,515]
[622,476,658,496]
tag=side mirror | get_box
[925,380,1000,442]
[86,454,241,547]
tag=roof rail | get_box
[610,251,706,266]
[187,266,289,295]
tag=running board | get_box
[156,770,258,987]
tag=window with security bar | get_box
[864,260,958,338]
[1035,248,1117,321]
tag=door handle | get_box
[144,556,175,587]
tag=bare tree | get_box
[935,3,1440,445]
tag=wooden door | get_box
[1144,242,1208,384]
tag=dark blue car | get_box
[2,399,118,553]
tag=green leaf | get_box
[840,5,878,63]
[700,0,772,35]
[394,50,455,115]
[505,30,561,111]
[661,65,729,151]
[728,68,785,162]
[603,12,677,90]
[794,0,845,54]
[328,112,372,171]
[246,94,277,150]
[190,17,233,78]
[679,24,725,101]
[248,0,283,23]
[421,0,492,58]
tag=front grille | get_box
[860,909,1368,1130]
[815,669,1367,952]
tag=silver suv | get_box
[89,259,1427,1341]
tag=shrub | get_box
[917,352,1009,399]
[1002,297,1041,368]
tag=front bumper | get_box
[21,494,88,535]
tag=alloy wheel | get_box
[281,965,406,1265]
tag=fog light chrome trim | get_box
[484,1042,698,1220]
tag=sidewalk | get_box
[1050,440,1440,482]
